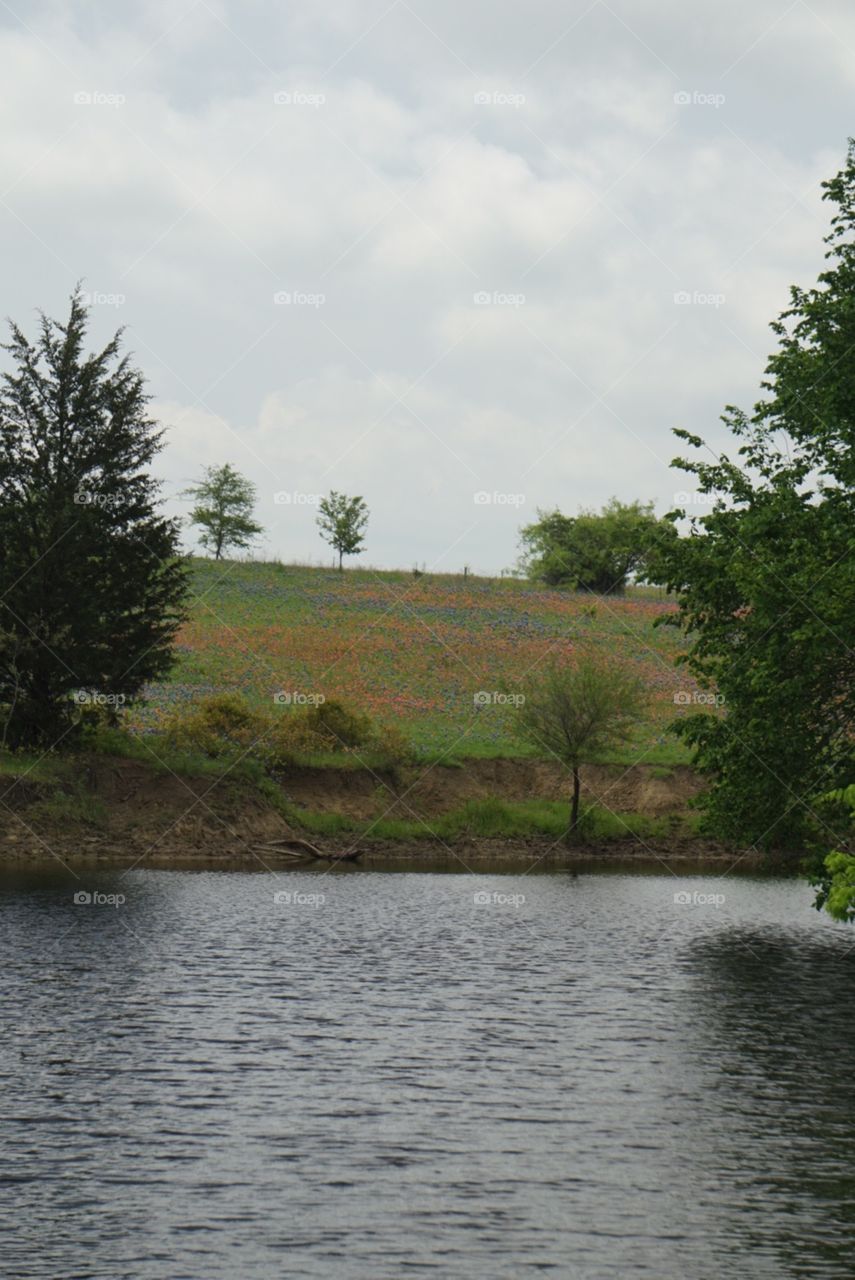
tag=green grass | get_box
[32,789,107,827]
[125,557,698,762]
[283,795,681,843]
[0,748,67,784]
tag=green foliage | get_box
[511,654,646,839]
[33,786,106,828]
[184,463,263,560]
[0,289,189,748]
[316,490,369,570]
[654,143,855,849]
[284,795,672,842]
[303,699,373,749]
[519,498,673,593]
[513,656,645,768]
[820,851,855,923]
[164,692,269,759]
[810,785,855,922]
[162,691,412,772]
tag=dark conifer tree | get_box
[0,290,188,746]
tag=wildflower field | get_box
[133,559,701,764]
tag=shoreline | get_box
[0,753,792,874]
[0,827,784,878]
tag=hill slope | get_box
[132,559,700,765]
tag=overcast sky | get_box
[2,0,852,571]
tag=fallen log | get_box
[252,836,363,862]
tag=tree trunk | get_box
[338,549,343,571]
[566,766,581,844]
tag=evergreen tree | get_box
[0,290,188,747]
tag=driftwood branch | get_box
[252,836,363,862]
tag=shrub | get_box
[366,721,414,766]
[163,692,407,773]
[165,693,270,759]
[303,699,373,750]
[263,712,330,768]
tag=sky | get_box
[1,0,852,573]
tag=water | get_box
[1,865,853,1279]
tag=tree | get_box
[0,290,188,747]
[317,490,368,570]
[519,498,672,593]
[185,463,262,560]
[811,786,855,923]
[512,655,645,841]
[654,142,855,849]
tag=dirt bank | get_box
[277,758,704,820]
[0,755,769,870]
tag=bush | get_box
[165,693,270,759]
[303,699,373,750]
[263,712,330,768]
[366,721,414,767]
[163,692,411,773]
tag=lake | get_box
[1,865,853,1278]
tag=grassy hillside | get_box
[128,559,700,766]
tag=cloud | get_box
[0,0,849,571]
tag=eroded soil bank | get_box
[0,756,776,870]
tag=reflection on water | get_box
[0,867,852,1279]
